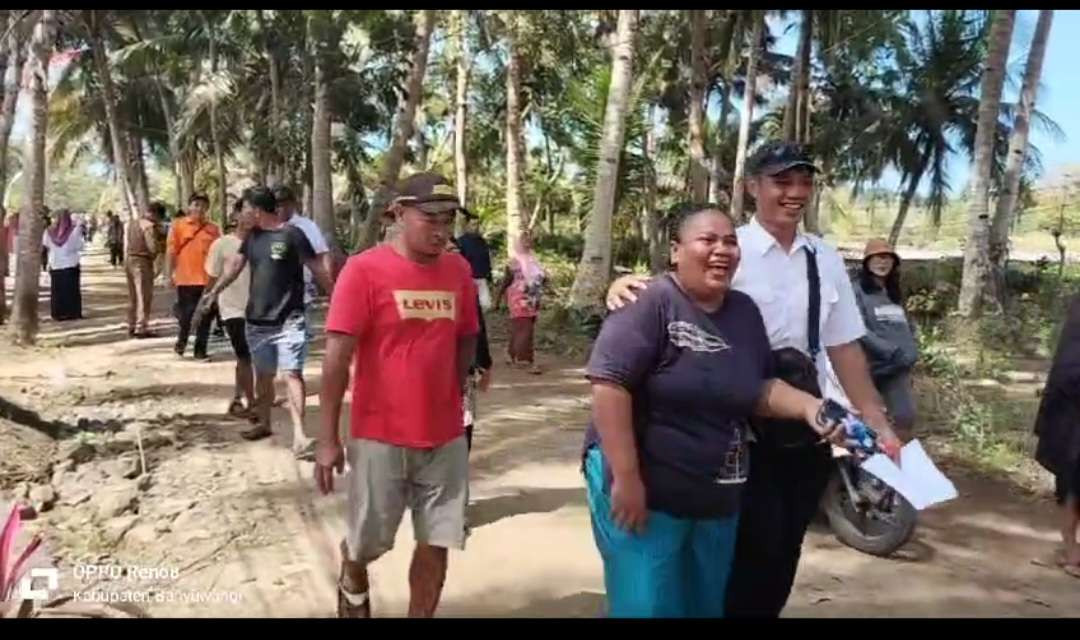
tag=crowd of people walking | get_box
[43,143,1080,620]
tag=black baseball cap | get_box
[388,173,461,216]
[747,141,819,177]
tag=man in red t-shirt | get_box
[317,172,479,618]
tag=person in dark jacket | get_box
[455,211,494,310]
[448,234,492,451]
[853,238,919,438]
[1034,295,1080,577]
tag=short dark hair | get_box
[189,193,210,206]
[666,202,735,243]
[272,185,297,204]
[148,201,166,220]
[242,186,277,214]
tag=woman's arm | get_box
[591,380,648,534]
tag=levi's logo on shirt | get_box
[393,290,455,321]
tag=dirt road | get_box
[1,247,1076,617]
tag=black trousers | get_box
[175,285,212,357]
[725,442,833,618]
[109,244,124,267]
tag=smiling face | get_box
[188,197,209,222]
[867,253,896,278]
[670,209,740,304]
[747,167,815,228]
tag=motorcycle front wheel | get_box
[821,465,917,557]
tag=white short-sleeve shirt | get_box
[42,229,84,271]
[732,216,866,405]
[285,212,329,304]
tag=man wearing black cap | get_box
[315,172,478,618]
[272,185,335,302]
[605,141,902,617]
[455,210,494,310]
[195,186,335,456]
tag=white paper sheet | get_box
[860,439,958,510]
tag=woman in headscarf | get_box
[854,238,919,438]
[495,228,547,374]
[1034,295,1080,577]
[41,209,85,321]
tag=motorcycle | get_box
[817,400,918,557]
[821,445,917,557]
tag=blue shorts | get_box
[584,446,739,618]
[245,311,308,375]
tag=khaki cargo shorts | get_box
[344,436,469,563]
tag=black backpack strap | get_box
[805,245,821,361]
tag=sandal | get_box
[337,582,371,618]
[227,399,249,419]
[337,541,372,618]
[241,423,272,441]
[294,439,317,461]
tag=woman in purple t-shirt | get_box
[583,206,846,618]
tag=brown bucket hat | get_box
[863,237,900,264]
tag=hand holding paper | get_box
[861,439,958,510]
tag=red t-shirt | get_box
[326,244,480,448]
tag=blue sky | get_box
[767,10,1079,193]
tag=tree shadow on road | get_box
[466,487,585,529]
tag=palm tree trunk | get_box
[258,9,282,186]
[888,150,931,246]
[0,10,27,324]
[731,13,763,223]
[201,12,228,224]
[129,126,151,211]
[804,156,829,234]
[310,21,336,250]
[180,147,195,206]
[153,81,184,211]
[356,9,435,250]
[453,9,470,214]
[989,10,1053,275]
[958,9,1016,318]
[504,11,527,257]
[795,11,813,144]
[709,11,739,205]
[784,10,812,142]
[86,11,141,219]
[687,10,708,201]
[10,10,54,345]
[568,9,639,313]
[642,104,665,275]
